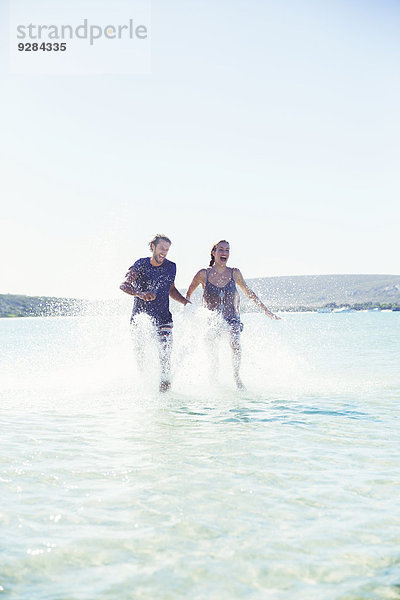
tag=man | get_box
[120,234,189,392]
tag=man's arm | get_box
[120,267,156,301]
[185,269,206,301]
[169,283,190,306]
[233,269,281,320]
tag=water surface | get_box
[1,311,399,599]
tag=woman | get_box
[185,240,280,389]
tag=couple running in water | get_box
[120,235,280,392]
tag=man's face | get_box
[152,241,171,265]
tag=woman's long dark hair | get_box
[209,240,229,267]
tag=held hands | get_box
[183,296,194,313]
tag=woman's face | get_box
[213,242,230,266]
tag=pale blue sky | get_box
[1,0,399,298]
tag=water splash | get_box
[1,306,390,411]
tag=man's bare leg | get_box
[158,326,172,392]
[131,322,145,372]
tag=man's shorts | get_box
[130,315,173,342]
[156,322,173,344]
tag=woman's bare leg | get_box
[230,333,244,390]
[205,324,219,383]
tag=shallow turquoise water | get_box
[1,311,400,599]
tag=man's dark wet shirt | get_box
[130,257,176,326]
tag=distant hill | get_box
[1,274,399,317]
[243,274,400,310]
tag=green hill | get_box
[0,294,87,318]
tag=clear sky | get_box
[1,0,399,299]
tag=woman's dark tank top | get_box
[203,267,240,322]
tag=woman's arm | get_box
[185,269,207,300]
[233,269,280,320]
